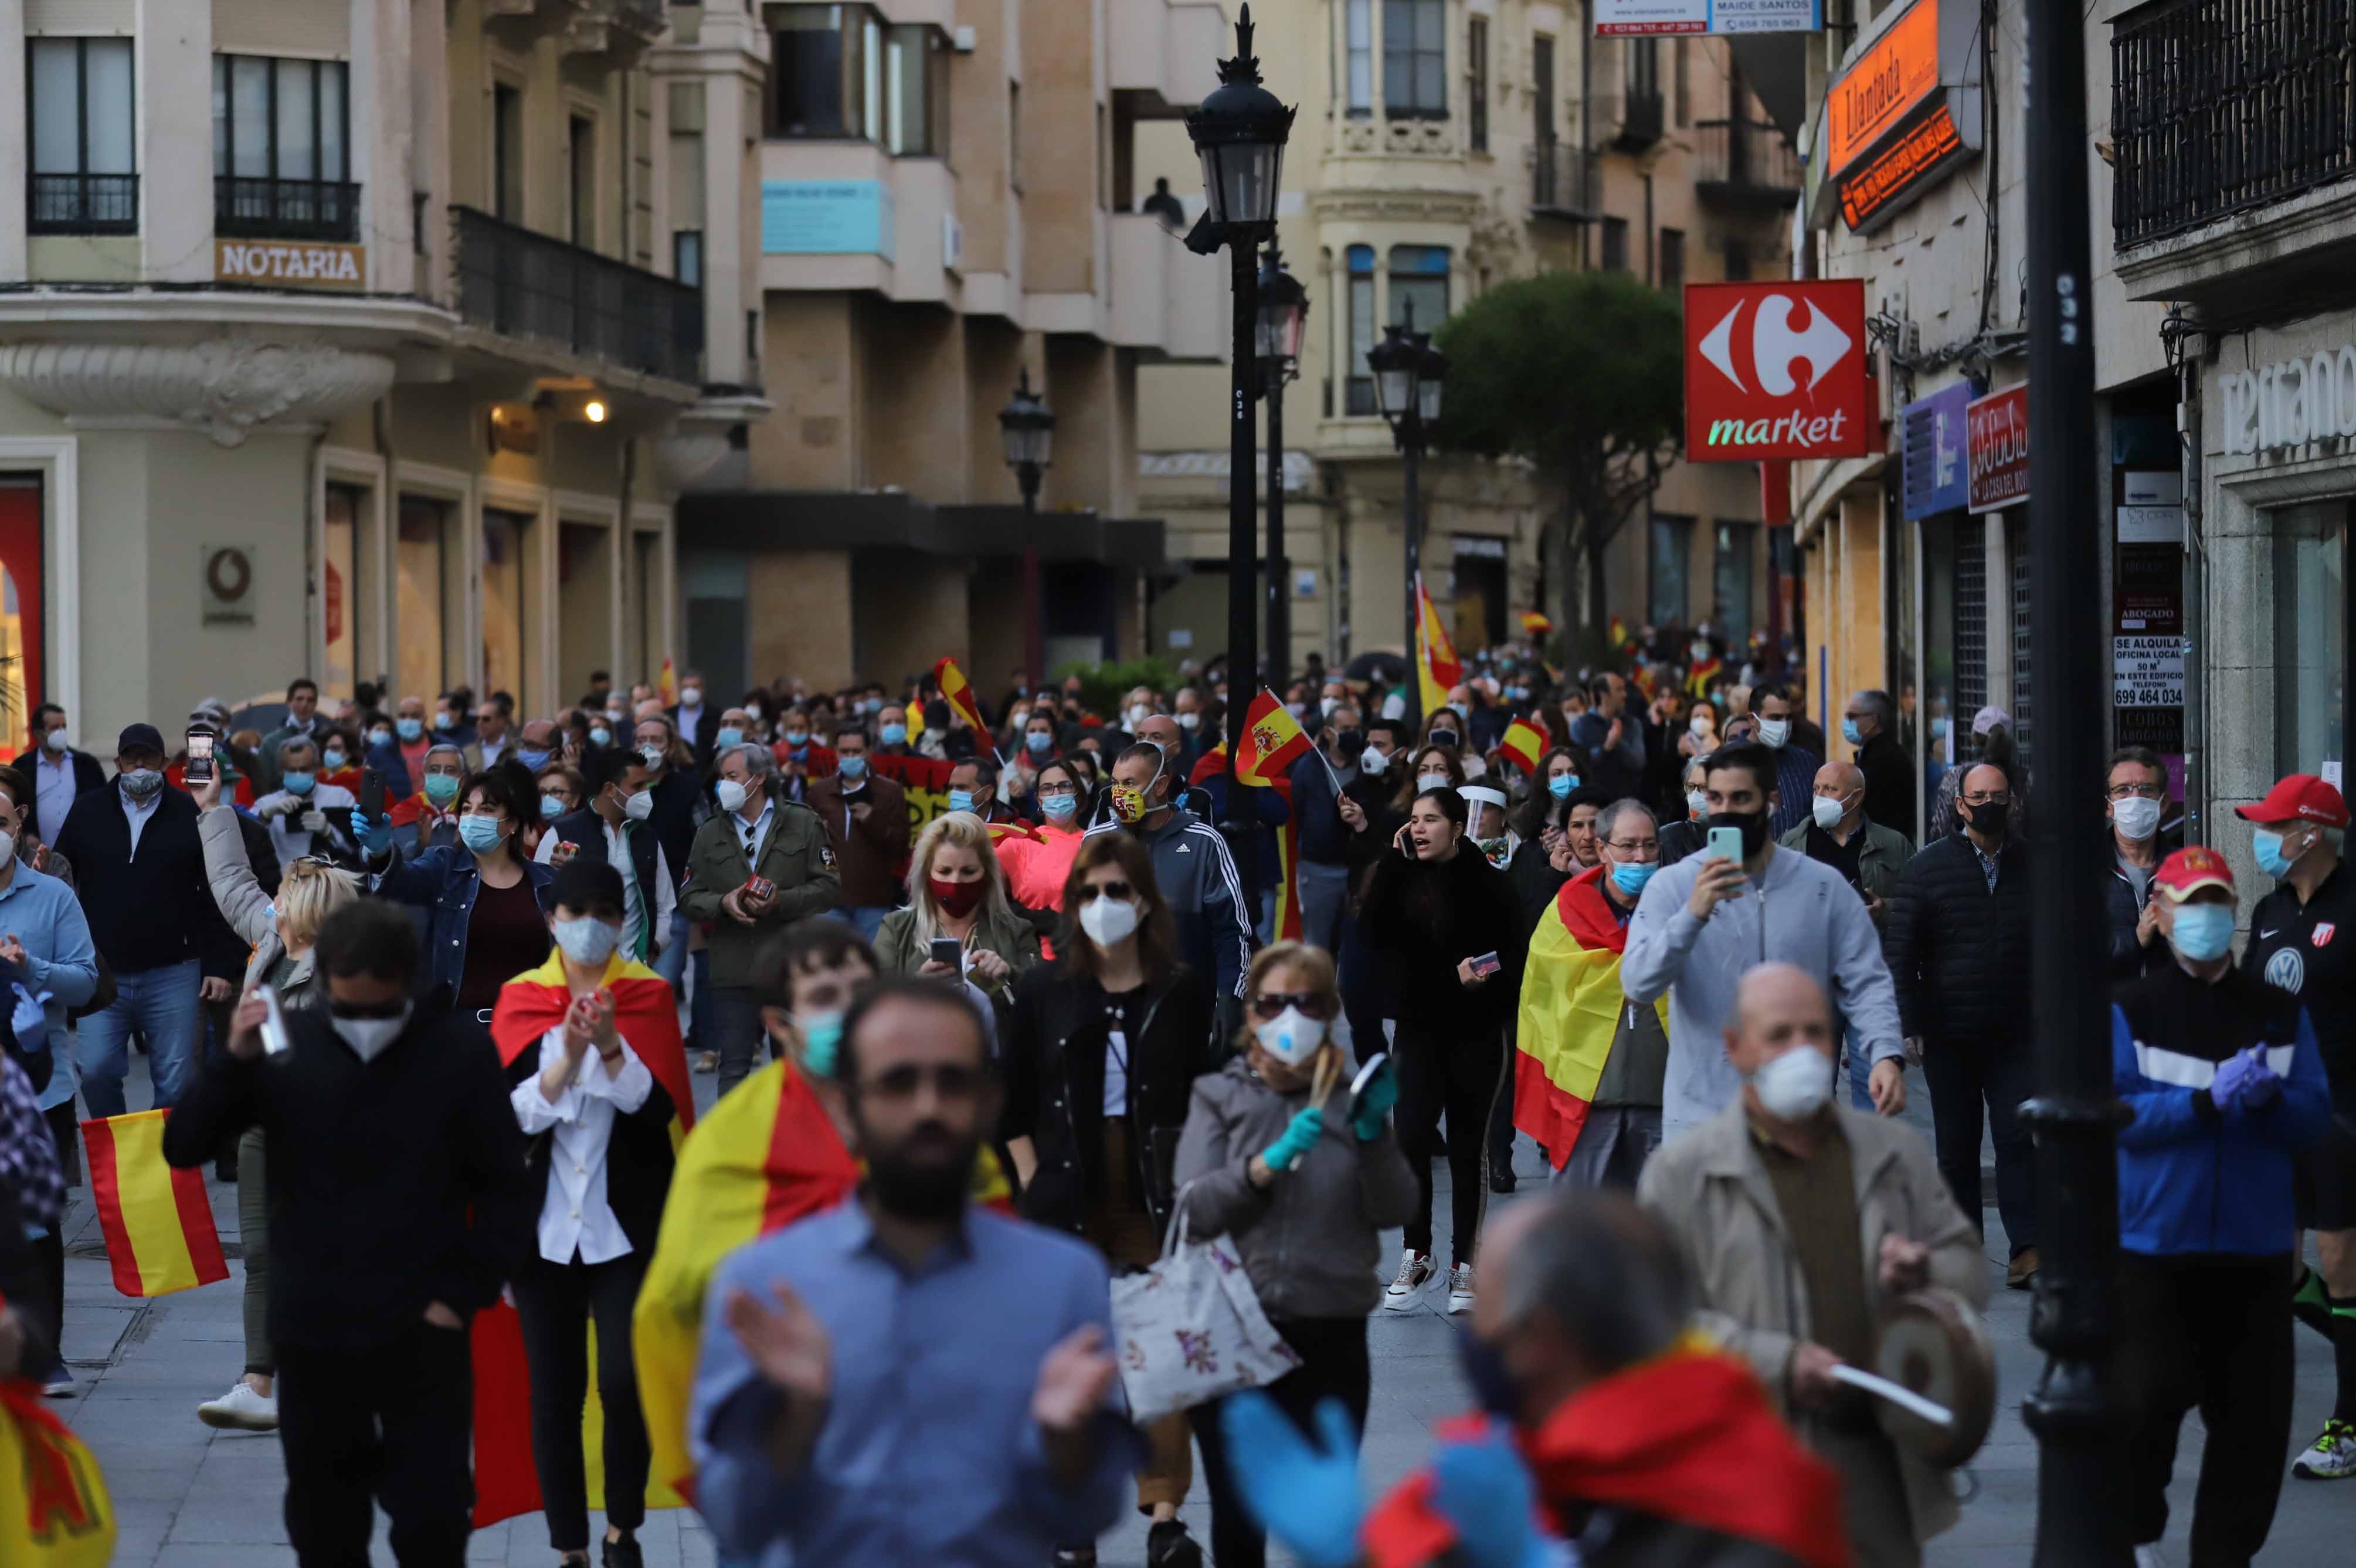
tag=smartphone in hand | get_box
[1705,825,1745,865]
[929,936,964,972]
[1469,951,1503,979]
[185,728,216,785]
[358,767,386,821]
[256,984,290,1055]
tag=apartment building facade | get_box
[1131,0,1793,676]
[667,0,1225,695]
[0,0,739,746]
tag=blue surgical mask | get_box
[396,717,424,742]
[838,754,868,779]
[881,723,908,746]
[1611,860,1658,897]
[322,748,347,771]
[1841,718,1863,746]
[1041,792,1079,822]
[589,726,612,748]
[423,773,460,807]
[798,1011,845,1078]
[1548,773,1577,800]
[280,771,315,796]
[516,748,552,772]
[2253,827,2301,880]
[1026,731,1053,754]
[949,789,977,814]
[2169,903,2236,963]
[716,727,744,749]
[458,814,505,855]
[540,793,566,821]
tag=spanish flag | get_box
[1519,610,1552,637]
[934,656,989,735]
[657,656,677,705]
[1513,867,1665,1169]
[987,819,1048,848]
[1414,573,1462,718]
[1496,717,1548,775]
[82,1111,229,1298]
[1233,688,1312,786]
[471,951,696,1529]
[1193,745,1305,942]
[0,1380,116,1568]
[1685,654,1723,698]
[1608,615,1629,648]
[632,1058,1013,1501]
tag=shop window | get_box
[28,38,137,234]
[2274,501,2350,782]
[397,497,456,704]
[1345,245,1377,416]
[322,484,364,702]
[1384,0,1447,118]
[483,510,532,712]
[1649,514,1693,627]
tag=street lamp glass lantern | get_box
[1184,6,1296,234]
[1367,325,1418,422]
[1255,253,1309,366]
[997,370,1055,471]
[1416,338,1445,423]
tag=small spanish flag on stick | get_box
[1496,717,1549,776]
[1233,688,1313,787]
[657,656,677,705]
[82,1111,229,1298]
[933,656,989,735]
[1414,573,1462,718]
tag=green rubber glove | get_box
[1350,1059,1399,1141]
[1261,1107,1325,1172]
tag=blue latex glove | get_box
[350,809,393,858]
[2238,1046,2283,1109]
[2210,1047,2262,1111]
[1218,1393,1363,1568]
[1261,1107,1325,1172]
[1351,1058,1399,1141]
[1431,1419,1552,1568]
[9,983,49,1050]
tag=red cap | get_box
[2155,845,2236,903]
[2234,774,2351,829]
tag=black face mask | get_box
[1709,806,1772,860]
[1429,728,1461,751]
[1336,728,1366,756]
[1455,1326,1520,1422]
[1962,798,2009,836]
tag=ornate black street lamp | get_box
[1369,308,1445,719]
[1257,246,1308,691]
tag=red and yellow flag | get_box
[1271,782,1304,943]
[1520,610,1552,638]
[934,656,988,734]
[1513,868,1668,1169]
[1234,688,1312,786]
[0,1381,116,1567]
[657,657,677,705]
[1685,655,1723,698]
[1608,615,1630,648]
[987,819,1047,848]
[1497,717,1548,775]
[81,1111,228,1298]
[632,1058,1012,1502]
[473,952,697,1529]
[1414,573,1462,718]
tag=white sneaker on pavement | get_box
[1385,1250,1434,1309]
[2293,1418,2356,1479]
[1447,1262,1476,1315]
[197,1380,279,1432]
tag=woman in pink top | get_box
[996,756,1089,915]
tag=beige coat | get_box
[1637,1099,1988,1548]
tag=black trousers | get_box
[29,1103,74,1373]
[1394,1020,1505,1262]
[1920,1031,2036,1255]
[1190,1318,1371,1568]
[511,1250,651,1552]
[2115,1252,2293,1567]
[277,1322,475,1568]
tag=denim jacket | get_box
[368,845,555,1005]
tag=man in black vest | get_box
[534,748,675,966]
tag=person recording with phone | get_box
[1357,785,1524,1316]
[1621,743,1907,1144]
[877,812,1038,1037]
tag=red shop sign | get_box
[1683,281,1875,463]
[1965,385,2028,513]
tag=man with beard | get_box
[689,977,1140,1566]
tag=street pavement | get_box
[52,1051,2352,1566]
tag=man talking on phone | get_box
[1620,742,1906,1143]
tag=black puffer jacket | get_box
[1884,831,2034,1046]
[1356,845,1526,1030]
[2105,826,2181,982]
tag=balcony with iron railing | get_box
[1531,140,1598,220]
[28,173,138,235]
[453,206,704,385]
[216,177,361,243]
[2110,0,2356,310]
[1696,119,1803,210]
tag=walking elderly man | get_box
[1781,759,1914,1116]
[1641,963,1985,1568]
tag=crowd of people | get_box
[0,619,2347,1568]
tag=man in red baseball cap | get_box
[2238,773,2356,1479]
[2111,841,2333,1563]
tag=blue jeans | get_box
[834,906,889,942]
[654,910,690,989]
[76,958,204,1119]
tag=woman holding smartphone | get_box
[874,812,1039,1010]
[1356,785,1523,1316]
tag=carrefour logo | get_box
[1682,281,1874,464]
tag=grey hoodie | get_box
[1620,843,1903,1141]
[1172,1057,1417,1321]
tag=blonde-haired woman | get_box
[875,810,1041,1009]
[192,771,362,1434]
[1173,940,1414,1568]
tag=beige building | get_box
[0,0,750,748]
[668,0,1229,696]
[1132,0,1794,676]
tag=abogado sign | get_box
[1683,281,1875,462]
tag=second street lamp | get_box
[1257,245,1308,693]
[1186,2,1292,902]
[1370,311,1445,722]
[998,368,1055,688]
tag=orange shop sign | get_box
[1838,100,1966,232]
[1826,0,1941,177]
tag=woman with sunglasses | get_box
[1173,941,1413,1568]
[1357,785,1525,1315]
[1003,831,1215,1568]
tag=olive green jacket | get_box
[678,799,839,986]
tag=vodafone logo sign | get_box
[1683,280,1875,464]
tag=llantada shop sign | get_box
[1822,0,1982,235]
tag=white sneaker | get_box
[2133,1545,2168,1568]
[2293,1418,2356,1479]
[1385,1250,1434,1309]
[1447,1262,1476,1315]
[197,1380,279,1432]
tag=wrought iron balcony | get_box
[453,206,704,385]
[1531,140,1597,220]
[216,177,361,243]
[28,173,138,235]
[1696,118,1803,209]
[2111,0,2356,248]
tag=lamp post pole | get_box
[1370,311,1444,727]
[2019,0,2125,1563]
[998,369,1056,689]
[1257,246,1307,695]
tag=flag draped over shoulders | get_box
[1512,867,1662,1169]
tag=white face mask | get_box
[715,778,750,814]
[1176,712,1200,731]
[1757,718,1791,749]
[1360,747,1390,775]
[551,916,622,967]
[623,787,656,822]
[1811,795,1848,831]
[1687,788,1712,819]
[331,1004,412,1063]
[1254,1006,1328,1067]
[639,744,666,770]
[1689,714,1715,737]
[1128,704,1152,728]
[1417,772,1449,792]
[1749,1046,1833,1122]
[1078,892,1140,948]
[2111,795,2163,843]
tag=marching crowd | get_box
[0,623,2347,1568]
